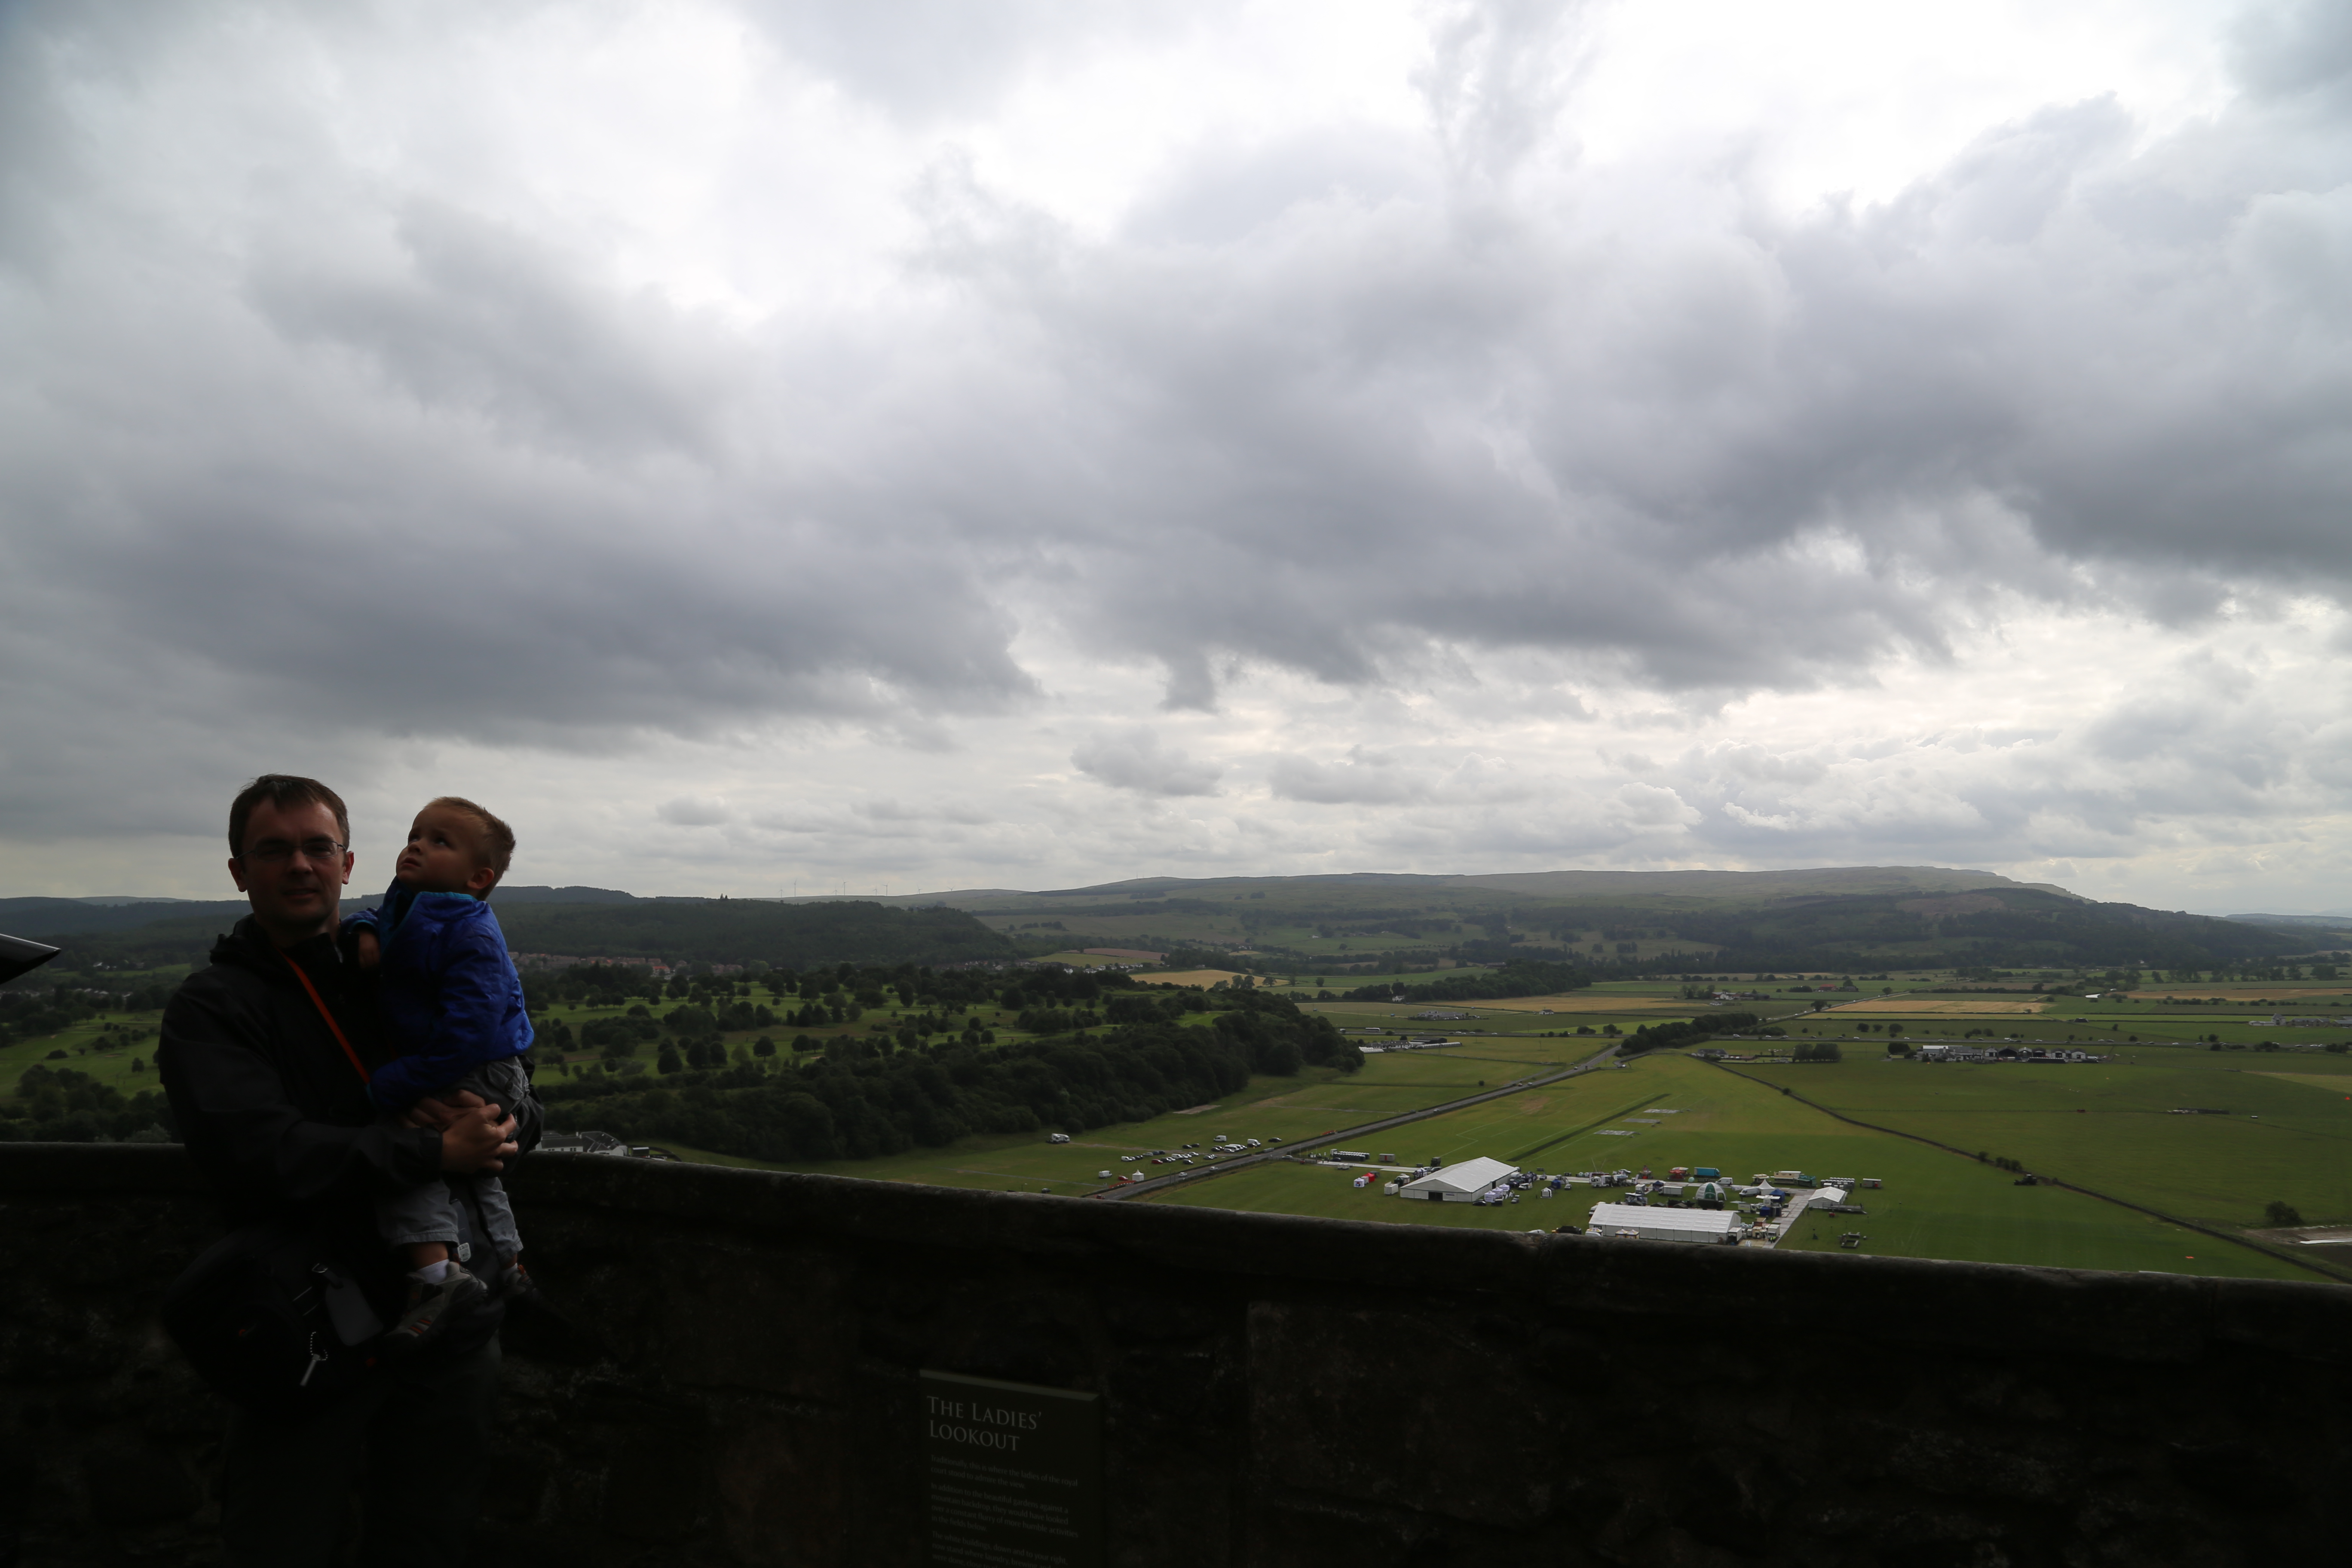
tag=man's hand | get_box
[354,929,380,971]
[397,1088,483,1130]
[404,1091,518,1173]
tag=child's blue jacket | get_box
[343,882,534,1111]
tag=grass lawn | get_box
[0,1007,169,1099]
[1148,1054,2313,1280]
[1773,1047,2352,1235]
[6,968,2336,1285]
[737,1039,1587,1195]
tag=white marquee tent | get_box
[1587,1202,1742,1243]
[1399,1157,1519,1203]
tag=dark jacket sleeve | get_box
[162,977,443,1210]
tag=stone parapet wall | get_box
[3,1143,2346,1565]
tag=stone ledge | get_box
[7,1142,2350,1565]
[12,1142,2345,1366]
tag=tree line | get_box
[1620,1011,1764,1054]
[1344,959,1596,1004]
[534,984,1355,1164]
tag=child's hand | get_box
[354,929,380,971]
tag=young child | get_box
[345,796,539,1348]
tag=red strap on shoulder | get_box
[282,950,371,1084]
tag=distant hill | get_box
[918,864,2077,911]
[2226,913,2352,930]
[1446,866,2083,903]
[0,883,640,937]
[69,895,203,906]
[492,900,1018,968]
[0,897,251,937]
[484,885,640,904]
[2,894,1021,978]
[899,866,2320,972]
[7,864,2334,983]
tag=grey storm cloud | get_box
[735,0,1226,120]
[656,796,730,827]
[1266,752,1435,807]
[6,0,2352,872]
[1070,731,1222,797]
[248,202,734,460]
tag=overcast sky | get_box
[6,0,2352,911]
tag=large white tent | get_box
[1398,1157,1519,1203]
[1587,1203,1742,1243]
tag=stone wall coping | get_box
[17,1142,2348,1365]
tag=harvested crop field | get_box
[1832,997,2050,1014]
[1469,994,1694,1014]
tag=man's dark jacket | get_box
[159,915,538,1348]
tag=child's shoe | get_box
[384,1264,486,1351]
[493,1256,538,1302]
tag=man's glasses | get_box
[240,838,349,866]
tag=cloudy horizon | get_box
[6,0,2352,913]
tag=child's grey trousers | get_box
[375,1057,532,1261]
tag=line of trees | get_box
[536,985,1356,1164]
[1621,1011,1762,1054]
[0,1065,175,1143]
[1344,959,1596,1004]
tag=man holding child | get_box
[160,775,538,1566]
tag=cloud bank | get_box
[5,0,2352,910]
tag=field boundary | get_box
[1708,1062,2352,1284]
[1501,1093,1672,1164]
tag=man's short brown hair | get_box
[228,775,351,858]
[427,796,515,891]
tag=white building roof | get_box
[1587,1203,1743,1237]
[1798,1186,1851,1209]
[1401,1156,1519,1196]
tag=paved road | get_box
[1098,1041,1624,1202]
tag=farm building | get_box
[1399,1156,1519,1203]
[1586,1203,1742,1243]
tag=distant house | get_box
[538,1129,628,1157]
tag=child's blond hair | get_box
[427,796,514,892]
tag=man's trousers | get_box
[218,1337,502,1568]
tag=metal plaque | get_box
[921,1369,1102,1568]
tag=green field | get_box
[0,1002,168,1100]
[1769,1046,2352,1234]
[8,954,2345,1286]
[1146,1054,2319,1280]
[1301,979,1724,1044]
[740,1036,1588,1195]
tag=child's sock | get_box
[409,1257,455,1285]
